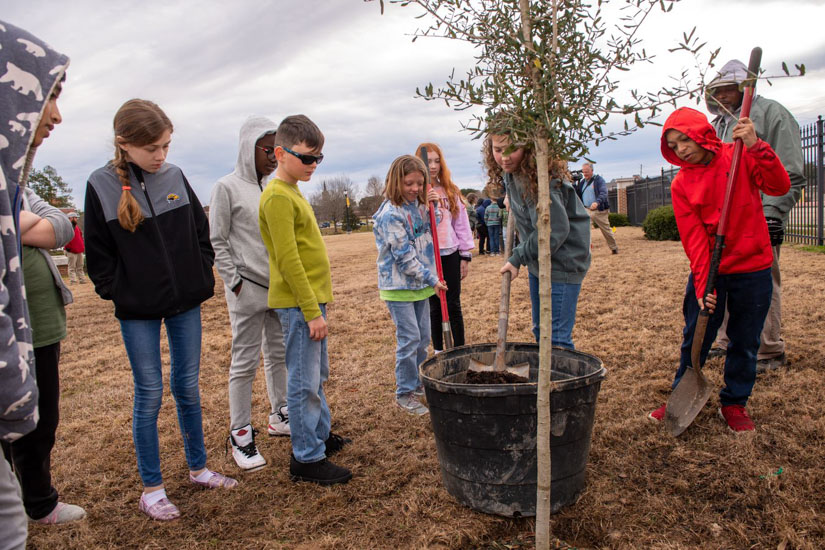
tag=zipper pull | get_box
[139,180,146,192]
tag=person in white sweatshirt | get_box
[210,116,289,472]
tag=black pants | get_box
[1,343,60,519]
[477,225,489,254]
[429,251,465,351]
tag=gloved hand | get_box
[765,217,784,246]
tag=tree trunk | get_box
[534,134,553,550]
[517,0,554,547]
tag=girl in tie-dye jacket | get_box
[373,155,446,415]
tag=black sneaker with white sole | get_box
[289,455,352,485]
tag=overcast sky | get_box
[4,0,824,208]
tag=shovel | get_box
[418,147,453,350]
[665,47,762,437]
[469,209,530,378]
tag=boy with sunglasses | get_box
[210,117,290,472]
[259,115,352,485]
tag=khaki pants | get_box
[714,245,783,360]
[588,209,618,252]
[66,251,86,283]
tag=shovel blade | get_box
[468,358,531,379]
[664,366,713,437]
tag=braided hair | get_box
[112,99,173,232]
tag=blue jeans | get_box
[276,305,331,464]
[120,306,206,487]
[528,273,581,349]
[488,225,501,254]
[385,299,431,396]
[674,269,772,406]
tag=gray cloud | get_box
[3,0,823,208]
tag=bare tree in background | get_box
[311,176,359,234]
[358,175,385,220]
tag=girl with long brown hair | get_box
[414,143,474,352]
[84,99,236,521]
[483,131,591,349]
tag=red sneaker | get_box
[647,404,666,422]
[718,405,754,433]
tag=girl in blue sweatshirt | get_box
[373,155,446,416]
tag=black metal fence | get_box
[609,167,679,226]
[786,116,824,246]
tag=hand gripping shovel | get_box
[468,208,530,378]
[418,147,453,350]
[665,47,762,437]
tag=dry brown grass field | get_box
[28,227,825,549]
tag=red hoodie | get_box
[661,107,790,300]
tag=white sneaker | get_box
[228,426,266,471]
[268,405,290,436]
[396,393,429,416]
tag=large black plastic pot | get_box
[420,343,606,517]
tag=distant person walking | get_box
[574,163,618,254]
[484,195,502,254]
[705,59,805,371]
[64,212,87,283]
[476,197,490,255]
[85,99,236,521]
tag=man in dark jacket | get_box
[574,163,618,254]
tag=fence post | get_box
[818,116,824,246]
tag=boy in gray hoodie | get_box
[0,19,70,546]
[210,116,289,472]
[705,59,805,371]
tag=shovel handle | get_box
[494,209,517,370]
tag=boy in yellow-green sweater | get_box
[259,115,352,485]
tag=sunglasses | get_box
[256,145,276,160]
[282,146,324,166]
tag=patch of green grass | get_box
[799,245,825,254]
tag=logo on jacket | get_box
[166,193,180,203]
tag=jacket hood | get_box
[234,115,277,185]
[661,107,722,167]
[0,20,70,196]
[705,59,753,116]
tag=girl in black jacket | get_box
[84,99,236,521]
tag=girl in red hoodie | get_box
[649,107,789,432]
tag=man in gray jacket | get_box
[705,59,805,371]
[210,116,289,472]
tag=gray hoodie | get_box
[0,21,69,442]
[706,59,805,222]
[210,116,278,291]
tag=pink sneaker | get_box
[189,470,238,489]
[139,495,180,521]
[647,404,666,422]
[718,405,755,433]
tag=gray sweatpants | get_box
[0,454,27,550]
[225,280,287,431]
[714,245,784,360]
